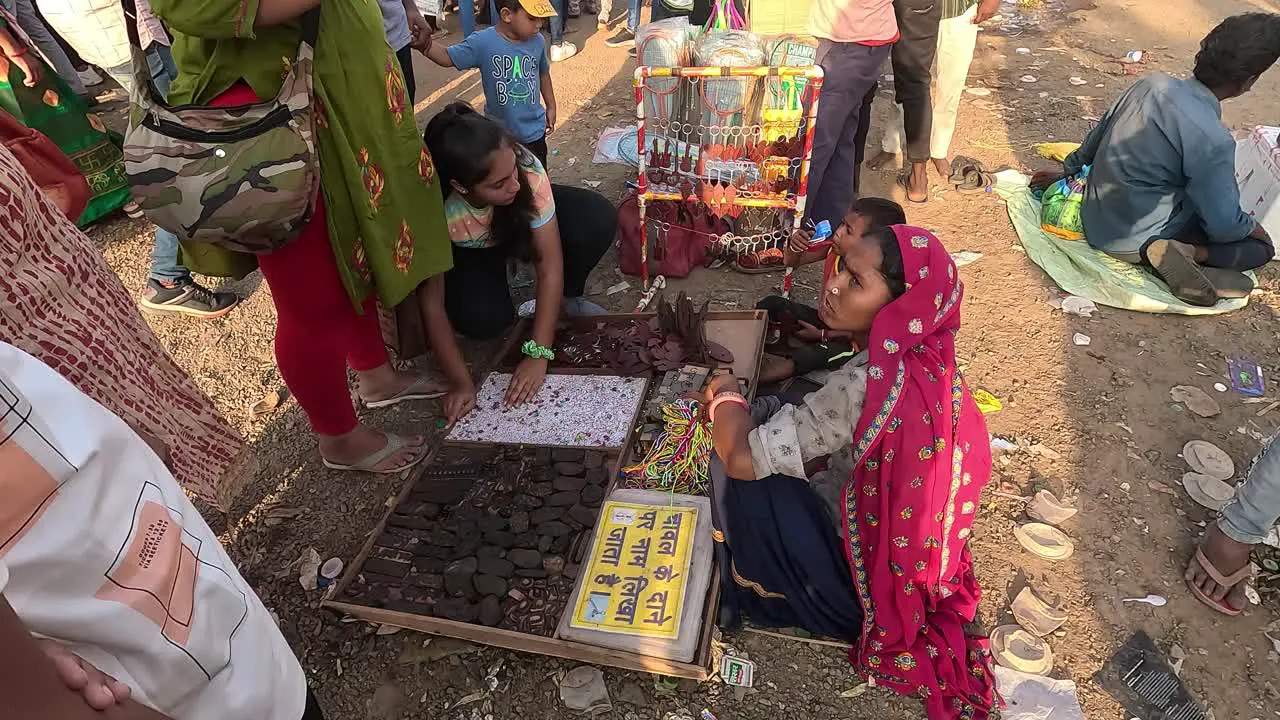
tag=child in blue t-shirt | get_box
[426,0,559,170]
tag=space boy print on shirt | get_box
[492,51,541,107]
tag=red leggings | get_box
[215,84,388,436]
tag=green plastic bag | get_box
[1040,165,1089,241]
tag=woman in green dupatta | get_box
[0,9,129,226]
[151,0,457,474]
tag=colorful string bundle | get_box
[622,399,713,495]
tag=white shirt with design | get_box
[0,343,306,720]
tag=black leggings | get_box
[445,185,616,339]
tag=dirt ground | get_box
[84,0,1280,716]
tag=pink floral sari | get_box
[841,226,996,718]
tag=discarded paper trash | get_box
[720,655,756,687]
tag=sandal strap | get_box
[1193,547,1253,587]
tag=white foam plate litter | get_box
[1182,440,1235,480]
[1014,523,1075,561]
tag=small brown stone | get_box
[512,495,543,511]
[452,537,482,559]
[552,448,585,463]
[549,534,572,555]
[485,530,516,548]
[513,531,539,548]
[567,504,598,528]
[581,485,605,507]
[444,557,478,598]
[479,514,507,533]
[507,548,542,569]
[553,462,585,476]
[553,475,588,492]
[509,511,530,534]
[474,574,508,597]
[538,535,553,553]
[585,467,608,485]
[435,598,478,622]
[530,507,562,524]
[477,556,515,578]
[537,521,572,537]
[542,556,565,574]
[584,451,605,469]
[547,491,579,507]
[528,483,554,498]
[478,595,503,626]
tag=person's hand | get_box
[37,639,132,710]
[443,383,477,424]
[10,52,40,87]
[701,371,740,404]
[407,8,433,52]
[795,320,824,342]
[506,357,548,406]
[974,0,1000,23]
[545,103,557,135]
[1029,170,1064,192]
[787,228,815,255]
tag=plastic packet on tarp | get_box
[1040,166,1089,241]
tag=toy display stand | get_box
[633,64,825,297]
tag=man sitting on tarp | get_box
[1031,13,1280,307]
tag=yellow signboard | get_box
[569,501,697,638]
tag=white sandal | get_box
[361,376,447,409]
[321,433,428,474]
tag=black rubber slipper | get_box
[1146,239,1217,307]
[1201,266,1255,299]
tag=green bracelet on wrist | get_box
[521,340,554,361]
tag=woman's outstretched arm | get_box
[419,275,476,423]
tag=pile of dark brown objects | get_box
[531,292,734,374]
[340,447,611,635]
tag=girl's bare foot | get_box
[1184,525,1252,612]
[866,150,899,171]
[931,157,951,178]
[319,426,427,472]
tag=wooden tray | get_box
[322,372,722,679]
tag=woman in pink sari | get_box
[705,224,996,719]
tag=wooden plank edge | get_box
[320,600,711,680]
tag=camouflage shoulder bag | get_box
[121,1,321,254]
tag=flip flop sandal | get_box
[1182,439,1235,480]
[362,376,447,409]
[1025,489,1078,526]
[321,433,429,474]
[1201,266,1256,299]
[955,168,994,195]
[1181,472,1236,511]
[732,248,785,274]
[990,624,1054,675]
[896,172,928,205]
[1010,586,1068,636]
[948,155,984,185]
[1146,239,1217,307]
[1185,547,1252,616]
[1014,522,1075,561]
[122,201,146,219]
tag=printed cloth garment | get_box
[842,225,996,719]
[0,341,306,720]
[748,351,869,523]
[0,9,129,225]
[447,26,549,144]
[443,146,555,249]
[0,143,245,506]
[153,0,453,308]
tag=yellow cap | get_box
[518,0,558,16]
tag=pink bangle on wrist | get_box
[707,392,749,422]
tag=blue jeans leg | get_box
[1218,436,1280,545]
[150,228,191,284]
[146,45,177,100]
[627,0,640,30]
[550,0,566,42]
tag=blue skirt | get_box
[709,458,865,643]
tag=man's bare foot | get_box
[1184,524,1252,612]
[866,150,898,171]
[356,364,445,405]
[931,157,951,178]
[319,426,427,472]
[898,162,929,204]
